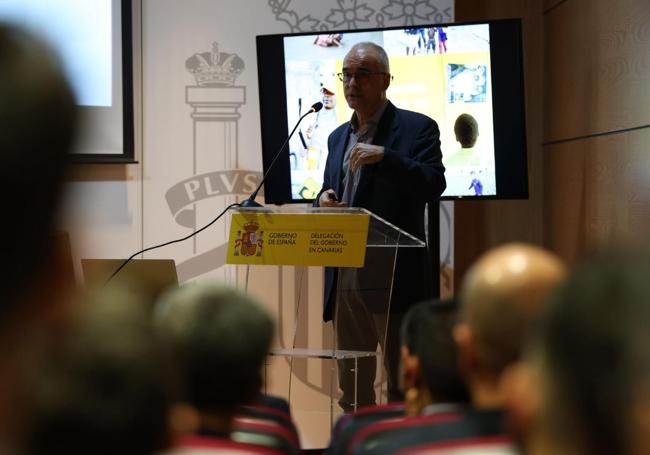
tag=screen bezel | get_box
[256,18,528,203]
[70,0,138,164]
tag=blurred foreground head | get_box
[456,243,566,407]
[155,284,274,419]
[0,22,77,447]
[27,289,178,454]
[510,248,650,455]
[0,23,77,318]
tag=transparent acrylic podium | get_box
[231,206,425,425]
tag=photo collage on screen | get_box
[283,23,495,200]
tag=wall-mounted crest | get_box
[186,42,245,87]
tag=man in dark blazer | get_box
[316,42,446,411]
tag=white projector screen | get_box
[0,0,139,162]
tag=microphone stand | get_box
[106,104,321,284]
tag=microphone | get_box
[241,102,323,207]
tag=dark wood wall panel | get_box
[545,0,650,142]
[545,128,650,263]
[544,0,650,263]
[543,0,566,13]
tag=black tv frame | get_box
[70,0,137,164]
[256,18,528,203]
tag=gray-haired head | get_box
[155,283,274,413]
[348,41,390,73]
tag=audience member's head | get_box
[0,23,77,318]
[400,299,469,416]
[509,249,650,455]
[26,289,178,455]
[456,243,566,408]
[454,113,478,148]
[154,284,274,434]
[0,22,77,447]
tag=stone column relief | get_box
[165,42,259,284]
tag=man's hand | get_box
[318,189,348,207]
[349,143,384,173]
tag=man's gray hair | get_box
[154,283,274,411]
[350,41,390,73]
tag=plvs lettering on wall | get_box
[226,213,369,267]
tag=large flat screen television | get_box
[257,19,527,203]
[0,0,140,163]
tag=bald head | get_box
[459,243,566,376]
[347,42,390,73]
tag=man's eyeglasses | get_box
[337,71,391,83]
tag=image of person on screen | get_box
[304,86,339,172]
[426,27,437,54]
[315,42,446,412]
[313,33,343,47]
[469,170,484,195]
[437,27,448,53]
[399,29,421,56]
[445,113,481,167]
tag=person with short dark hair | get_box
[508,248,650,455]
[444,113,481,167]
[324,299,468,454]
[0,23,78,448]
[454,113,479,148]
[400,299,469,416]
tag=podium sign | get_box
[226,210,369,267]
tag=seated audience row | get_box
[154,284,299,454]
[334,244,650,455]
[335,243,566,454]
[25,283,298,455]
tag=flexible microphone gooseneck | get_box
[240,101,323,207]
[105,102,323,285]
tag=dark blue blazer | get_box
[317,102,446,321]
